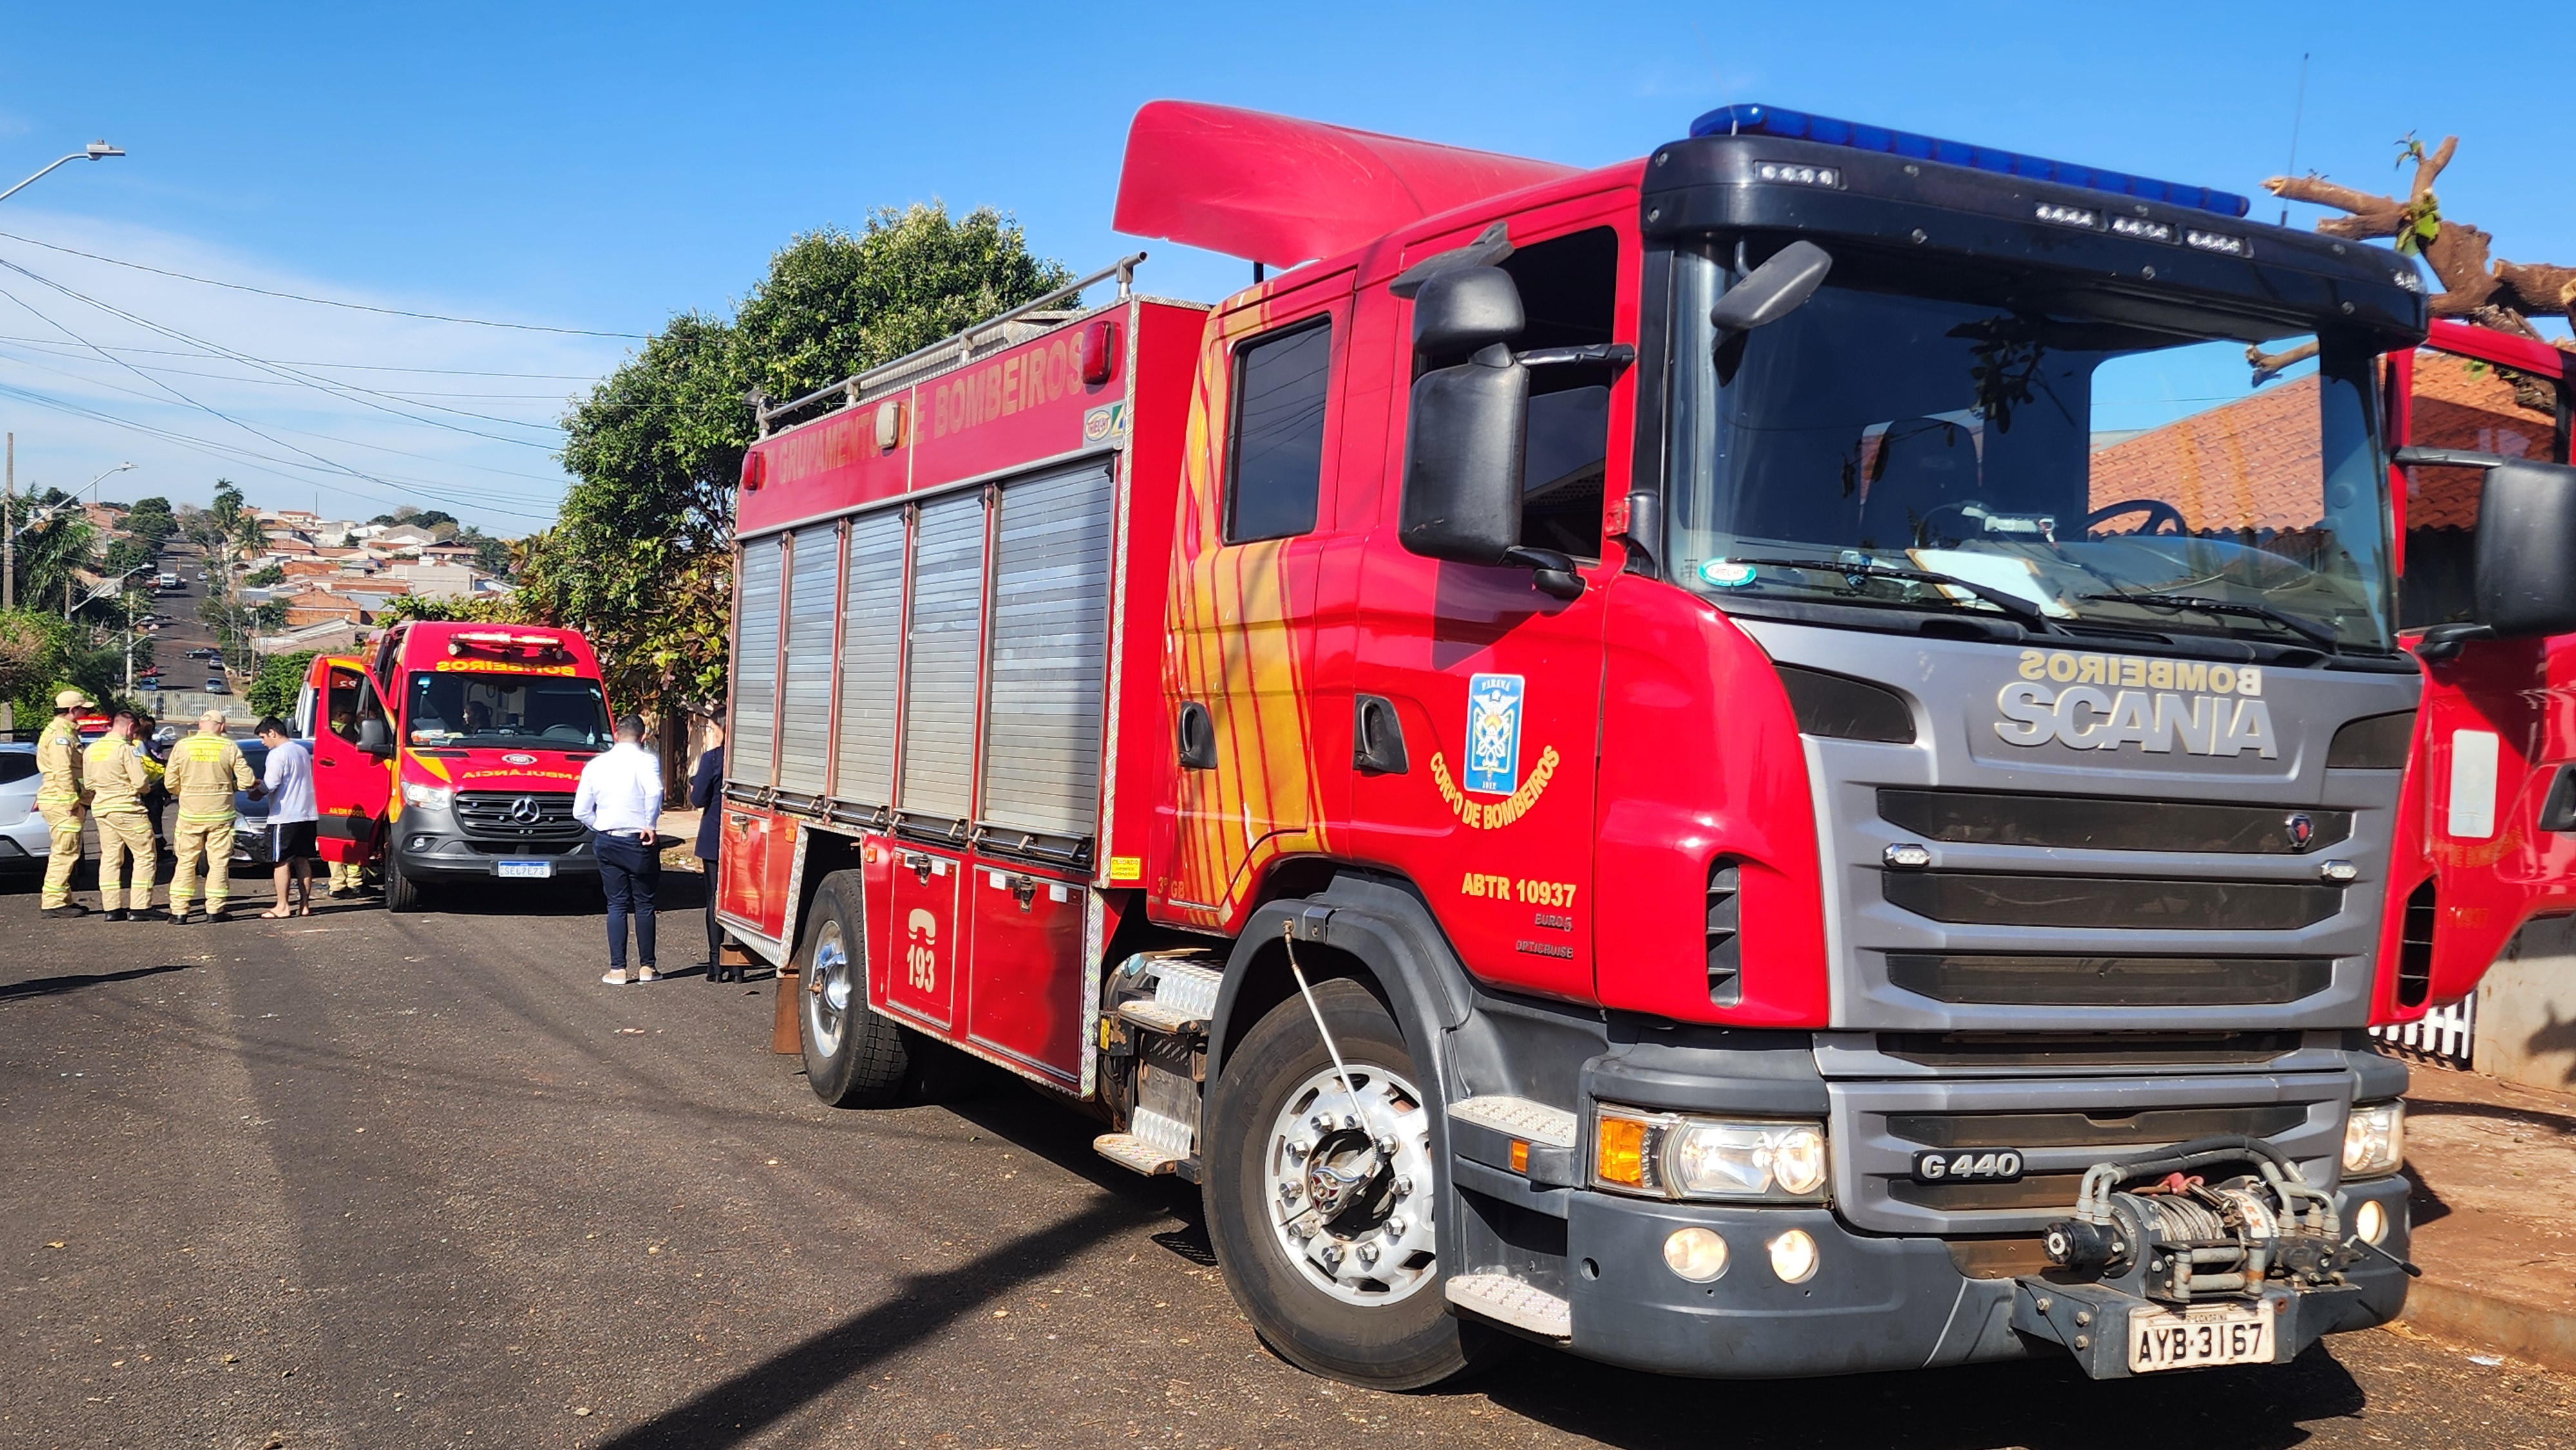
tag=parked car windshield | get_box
[403,670,612,749]
[1665,246,2398,654]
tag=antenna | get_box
[2280,52,2310,227]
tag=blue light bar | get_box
[1689,103,2252,220]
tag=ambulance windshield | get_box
[1664,247,2397,654]
[404,671,613,750]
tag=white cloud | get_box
[0,207,636,532]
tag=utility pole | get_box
[5,431,14,612]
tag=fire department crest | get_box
[1463,673,1524,796]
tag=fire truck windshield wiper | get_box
[1731,556,2056,634]
[2079,590,2341,651]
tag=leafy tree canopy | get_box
[530,203,1070,721]
[249,650,317,718]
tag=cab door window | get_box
[1223,318,1334,543]
[1499,227,1618,558]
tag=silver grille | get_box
[454,791,583,844]
[775,524,840,796]
[981,460,1113,839]
[833,508,906,809]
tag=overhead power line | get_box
[0,333,607,380]
[0,227,647,338]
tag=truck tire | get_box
[1206,979,1495,1389]
[383,852,424,914]
[799,872,909,1108]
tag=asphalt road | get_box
[5,875,2573,1450]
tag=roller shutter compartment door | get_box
[898,494,988,825]
[833,508,908,810]
[981,460,1115,841]
[730,534,784,789]
[773,523,841,796]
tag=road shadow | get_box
[2408,1096,2576,1138]
[594,1197,1152,1449]
[0,961,196,1004]
[1468,1338,2367,1450]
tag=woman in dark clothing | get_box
[690,720,733,981]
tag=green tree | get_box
[536,203,1070,724]
[233,513,269,555]
[244,564,287,588]
[249,649,317,717]
[0,607,70,726]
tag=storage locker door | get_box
[981,460,1115,842]
[729,534,783,789]
[774,523,840,796]
[898,494,987,825]
[833,509,907,809]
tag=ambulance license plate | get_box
[497,860,553,879]
[2128,1301,2274,1373]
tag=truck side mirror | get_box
[1710,240,1833,337]
[356,717,394,756]
[1401,265,1529,567]
[2473,460,2576,639]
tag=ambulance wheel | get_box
[1206,979,1497,1389]
[384,852,424,913]
[800,873,908,1108]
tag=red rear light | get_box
[740,450,767,491]
[1081,319,1119,386]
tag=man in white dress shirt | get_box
[574,714,665,984]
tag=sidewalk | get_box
[2394,1055,2576,1370]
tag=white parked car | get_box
[0,743,47,878]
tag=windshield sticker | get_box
[1996,652,2275,757]
[1699,558,1758,587]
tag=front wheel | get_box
[1205,978,1495,1389]
[383,851,424,913]
[799,872,909,1107]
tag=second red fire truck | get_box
[715,102,2576,1386]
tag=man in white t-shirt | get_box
[255,716,319,918]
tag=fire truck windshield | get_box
[1665,247,2397,654]
[403,670,614,750]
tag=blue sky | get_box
[0,1,2566,532]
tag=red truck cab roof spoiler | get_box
[1112,99,1578,268]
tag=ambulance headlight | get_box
[401,781,454,811]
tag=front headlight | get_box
[1595,1107,1830,1201]
[2343,1101,2404,1176]
[401,781,454,811]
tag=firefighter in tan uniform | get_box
[82,710,156,921]
[167,709,256,923]
[34,688,93,918]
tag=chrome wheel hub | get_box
[1264,1062,1436,1307]
[806,923,850,1054]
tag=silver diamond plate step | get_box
[1444,1274,1573,1339]
[1093,1134,1188,1176]
[1114,957,1224,1035]
[1446,1095,1579,1147]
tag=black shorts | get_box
[272,820,319,861]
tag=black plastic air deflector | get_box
[1774,664,1914,743]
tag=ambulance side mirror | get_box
[357,717,394,756]
[1401,343,1529,566]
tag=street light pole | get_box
[0,142,126,207]
[3,142,126,612]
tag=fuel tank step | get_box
[1444,1273,1573,1340]
[1114,956,1224,1036]
[1446,1095,1579,1148]
[1093,1106,1199,1179]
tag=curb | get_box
[2400,1277,2576,1375]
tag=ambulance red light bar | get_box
[1690,103,2253,219]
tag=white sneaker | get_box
[601,968,632,985]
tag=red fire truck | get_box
[298,623,618,910]
[2383,321,2576,999]
[717,101,2576,1386]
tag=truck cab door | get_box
[1347,216,1634,1003]
[307,661,393,865]
[2395,338,2576,1003]
[1157,273,1358,926]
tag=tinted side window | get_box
[0,752,36,785]
[1500,227,1618,558]
[1224,319,1332,543]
